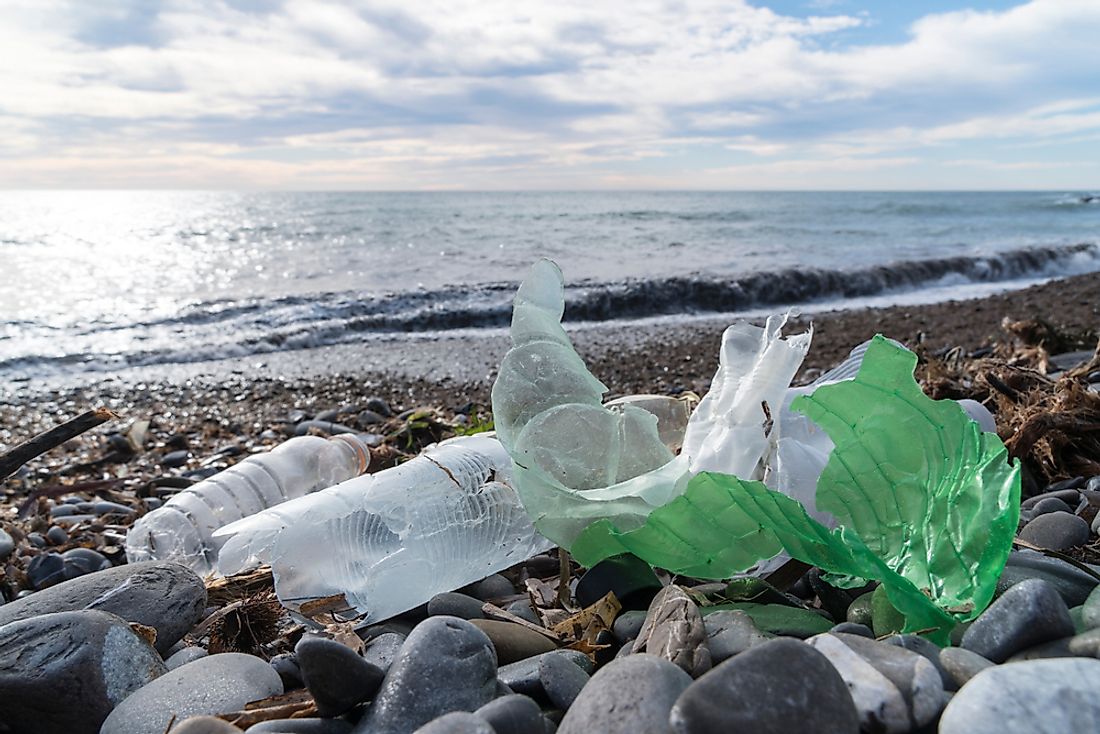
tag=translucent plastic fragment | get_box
[573,337,1021,643]
[213,434,553,621]
[492,259,815,549]
[791,335,1021,620]
[604,394,693,453]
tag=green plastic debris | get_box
[491,259,815,548]
[572,337,1020,644]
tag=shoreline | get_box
[2,270,1098,445]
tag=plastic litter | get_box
[213,434,554,622]
[571,337,1021,644]
[491,259,816,548]
[125,434,373,575]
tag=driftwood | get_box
[0,407,116,481]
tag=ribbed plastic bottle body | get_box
[125,435,369,575]
[213,434,554,622]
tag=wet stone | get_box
[0,561,207,655]
[939,658,1100,734]
[428,592,486,620]
[670,639,860,734]
[100,653,283,734]
[296,635,384,717]
[469,619,558,665]
[475,694,545,734]
[538,651,590,710]
[962,578,1075,662]
[354,616,498,734]
[1018,511,1090,551]
[559,654,692,734]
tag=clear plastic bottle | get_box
[213,434,554,622]
[125,434,372,575]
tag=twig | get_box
[1013,538,1100,583]
[482,602,564,642]
[0,407,117,481]
[557,547,573,607]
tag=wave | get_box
[3,242,1098,376]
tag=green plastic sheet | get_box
[572,336,1021,643]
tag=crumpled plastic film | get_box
[491,259,814,548]
[572,336,1020,643]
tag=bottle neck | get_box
[329,434,372,475]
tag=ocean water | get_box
[1,190,1098,380]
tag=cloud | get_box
[0,0,1098,188]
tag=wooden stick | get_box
[0,407,116,481]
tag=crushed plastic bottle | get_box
[213,434,554,622]
[125,434,373,575]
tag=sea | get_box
[1,190,1098,382]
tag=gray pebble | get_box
[939,658,1100,733]
[996,549,1099,607]
[0,609,166,734]
[61,547,112,578]
[269,652,302,689]
[362,632,405,673]
[354,616,498,734]
[962,578,1075,662]
[166,646,208,670]
[1089,475,1100,492]
[938,647,994,689]
[504,599,541,625]
[365,397,393,417]
[0,561,206,655]
[702,610,770,663]
[466,573,514,601]
[830,622,874,638]
[46,526,69,545]
[884,633,955,691]
[1021,488,1082,510]
[162,449,191,467]
[170,717,243,734]
[101,653,283,734]
[295,421,357,436]
[27,552,66,589]
[0,529,13,561]
[1082,585,1100,630]
[498,649,593,697]
[1019,511,1090,551]
[1029,497,1075,517]
[559,654,692,734]
[475,694,544,734]
[296,635,383,717]
[412,712,494,734]
[670,639,859,734]
[428,592,486,620]
[612,610,647,644]
[26,531,46,548]
[249,720,352,734]
[538,651,590,710]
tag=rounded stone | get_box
[0,609,167,734]
[538,651,590,710]
[295,635,384,717]
[1018,511,1090,551]
[249,718,353,734]
[170,717,244,734]
[997,550,1099,607]
[0,528,14,561]
[962,578,1075,662]
[100,653,283,734]
[412,712,494,733]
[354,616,497,734]
[61,547,112,578]
[469,619,558,664]
[466,573,514,601]
[558,654,692,734]
[1029,497,1075,517]
[1082,584,1100,630]
[46,525,69,545]
[166,646,209,670]
[475,694,545,734]
[939,658,1100,733]
[938,647,994,689]
[669,638,860,734]
[612,610,647,644]
[428,592,486,620]
[361,632,405,673]
[0,561,206,655]
[27,552,67,589]
[498,649,593,697]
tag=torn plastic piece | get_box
[571,337,1021,643]
[125,434,372,575]
[214,434,554,622]
[604,394,694,453]
[491,259,813,548]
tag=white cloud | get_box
[0,0,1098,187]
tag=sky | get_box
[1,0,1098,190]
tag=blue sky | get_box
[1,0,1098,189]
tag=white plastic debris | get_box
[213,434,553,622]
[125,434,372,575]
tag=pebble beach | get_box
[1,270,1099,734]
